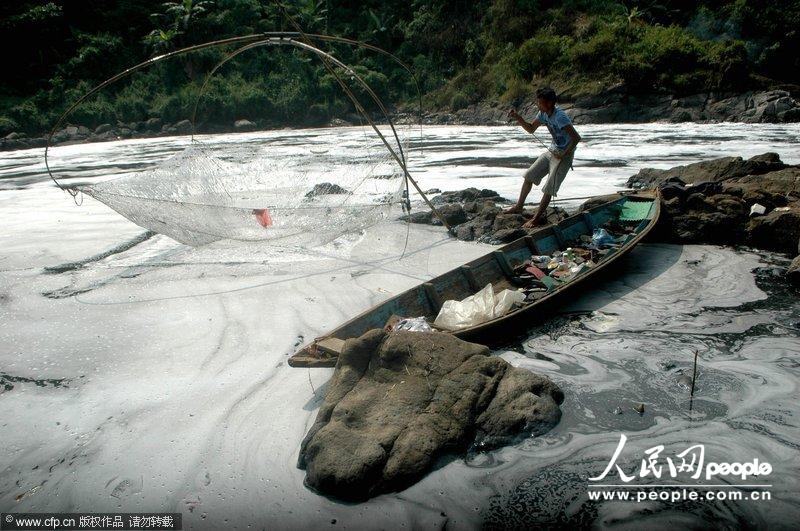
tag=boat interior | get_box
[292,193,658,364]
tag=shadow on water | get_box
[479,247,800,528]
[495,244,684,351]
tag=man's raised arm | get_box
[508,109,540,134]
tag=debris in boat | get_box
[434,206,640,331]
[592,228,617,247]
[297,329,563,501]
[433,283,526,330]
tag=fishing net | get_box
[47,33,434,247]
[80,140,407,247]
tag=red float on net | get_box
[253,208,273,227]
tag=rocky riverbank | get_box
[3,89,799,152]
[415,89,800,126]
[0,117,262,152]
[403,188,570,244]
[410,152,800,282]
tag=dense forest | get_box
[1,0,798,136]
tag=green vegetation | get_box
[1,0,798,136]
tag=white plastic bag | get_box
[434,284,525,331]
[493,288,526,316]
[394,316,433,332]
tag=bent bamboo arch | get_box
[44,32,450,228]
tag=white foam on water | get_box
[2,124,800,528]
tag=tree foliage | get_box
[0,0,797,135]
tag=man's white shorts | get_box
[522,149,574,197]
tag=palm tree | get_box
[144,0,215,78]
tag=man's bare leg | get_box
[523,194,552,228]
[505,180,533,214]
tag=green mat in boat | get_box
[619,200,654,222]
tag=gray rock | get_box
[94,123,112,135]
[492,213,526,233]
[723,166,800,200]
[1,138,24,150]
[234,119,257,131]
[298,329,563,500]
[639,156,800,252]
[454,223,475,241]
[431,187,507,204]
[52,129,70,143]
[747,206,800,254]
[174,119,193,134]
[305,182,349,197]
[432,203,467,226]
[628,153,787,188]
[145,117,162,131]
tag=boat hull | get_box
[289,191,660,367]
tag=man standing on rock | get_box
[506,87,581,227]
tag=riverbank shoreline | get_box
[3,88,799,153]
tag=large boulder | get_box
[723,166,800,201]
[432,187,508,204]
[298,329,563,500]
[628,153,787,189]
[747,205,800,254]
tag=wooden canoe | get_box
[289,190,661,367]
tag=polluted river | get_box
[1,123,799,528]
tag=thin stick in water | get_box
[307,368,316,395]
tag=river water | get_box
[1,124,799,529]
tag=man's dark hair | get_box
[536,87,557,102]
